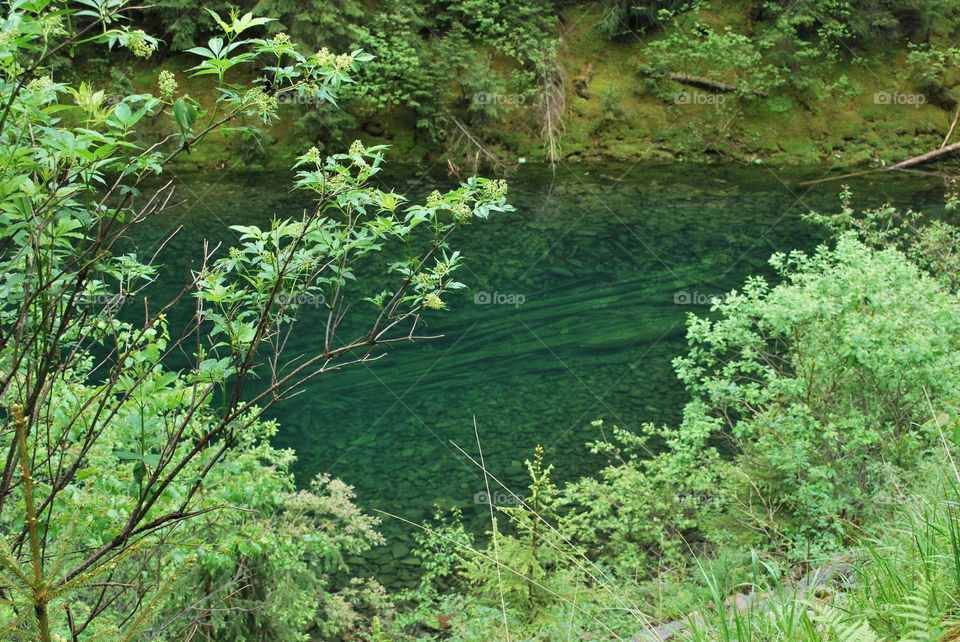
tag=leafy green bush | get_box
[561,417,722,569]
[905,43,960,92]
[745,0,959,99]
[806,184,960,292]
[136,0,560,152]
[562,236,960,567]
[0,2,511,639]
[678,235,960,555]
[341,0,559,146]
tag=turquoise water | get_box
[131,163,947,585]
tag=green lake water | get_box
[130,163,948,585]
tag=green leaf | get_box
[204,8,231,34]
[133,461,146,486]
[113,102,131,125]
[173,98,197,134]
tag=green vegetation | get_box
[51,0,960,168]
[0,2,510,639]
[4,0,960,640]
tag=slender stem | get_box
[15,405,51,642]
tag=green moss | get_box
[97,5,960,172]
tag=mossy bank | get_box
[76,0,960,173]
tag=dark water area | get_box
[127,163,949,585]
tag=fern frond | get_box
[895,579,942,642]
[814,604,881,642]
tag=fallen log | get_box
[667,72,768,97]
[798,142,960,185]
[890,139,960,169]
[798,166,958,186]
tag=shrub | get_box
[0,2,510,639]
[565,236,960,565]
[805,184,960,292]
[678,235,960,555]
[561,417,722,570]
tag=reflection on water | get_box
[130,163,947,585]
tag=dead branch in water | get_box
[891,140,960,169]
[799,142,960,186]
[445,116,511,179]
[536,52,566,167]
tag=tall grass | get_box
[681,458,960,641]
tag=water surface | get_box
[131,163,948,584]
